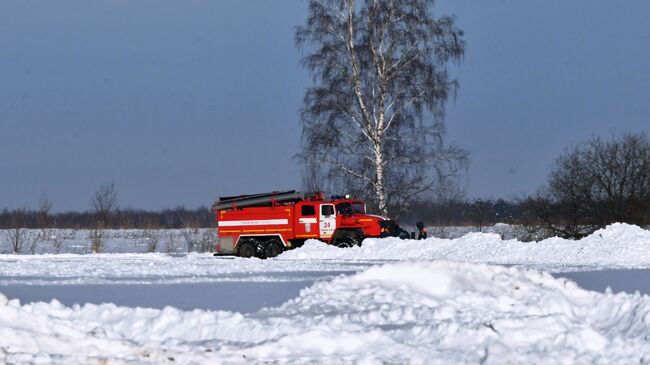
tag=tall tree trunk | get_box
[374,141,388,216]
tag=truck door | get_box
[319,204,336,239]
[296,203,318,239]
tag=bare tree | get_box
[7,208,27,254]
[35,192,54,254]
[301,158,328,193]
[431,173,466,205]
[37,192,53,229]
[468,199,492,232]
[296,0,467,216]
[7,228,26,254]
[91,182,118,227]
[88,183,117,253]
[534,133,650,238]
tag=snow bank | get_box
[282,223,650,270]
[2,260,650,364]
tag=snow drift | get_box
[282,223,650,270]
[2,260,650,364]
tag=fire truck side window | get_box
[301,205,315,216]
[337,202,351,214]
[321,204,335,217]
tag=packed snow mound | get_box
[281,223,650,268]
[2,261,650,364]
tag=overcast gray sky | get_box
[1,0,649,211]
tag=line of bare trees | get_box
[1,207,214,254]
[1,183,213,254]
[0,207,213,230]
[523,133,650,238]
[0,183,213,230]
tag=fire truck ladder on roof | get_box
[212,190,318,211]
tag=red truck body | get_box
[213,191,394,258]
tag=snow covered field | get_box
[2,223,650,363]
[0,223,536,255]
[0,228,216,254]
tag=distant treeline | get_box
[402,199,528,228]
[2,195,649,238]
[0,199,532,230]
[0,207,213,229]
[404,195,650,240]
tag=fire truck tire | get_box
[332,229,363,248]
[335,236,361,248]
[237,241,257,258]
[264,241,284,258]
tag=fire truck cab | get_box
[212,190,397,258]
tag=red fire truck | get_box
[212,190,401,258]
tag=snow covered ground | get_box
[2,223,650,363]
[0,223,536,255]
[0,228,216,254]
[3,261,650,364]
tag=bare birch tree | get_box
[296,0,467,216]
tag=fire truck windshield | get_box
[336,202,365,215]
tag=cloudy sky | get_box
[1,0,649,211]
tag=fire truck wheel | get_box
[335,236,360,248]
[264,241,284,258]
[237,241,257,258]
